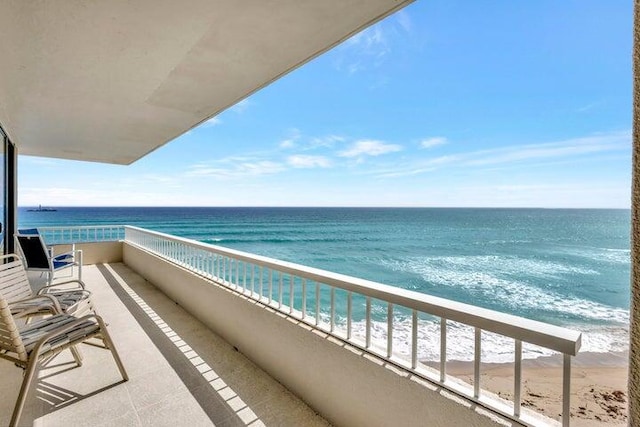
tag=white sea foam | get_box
[400,255,600,278]
[584,248,630,265]
[383,256,629,324]
[554,247,630,265]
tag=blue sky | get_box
[19,0,632,208]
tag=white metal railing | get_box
[124,225,581,426]
[36,225,125,245]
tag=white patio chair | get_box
[0,293,128,426]
[0,254,93,318]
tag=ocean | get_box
[19,207,631,362]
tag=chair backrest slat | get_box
[0,259,32,303]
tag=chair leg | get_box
[96,318,128,382]
[10,358,39,427]
[70,345,83,366]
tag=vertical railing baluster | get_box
[222,256,226,285]
[278,272,283,309]
[411,310,418,369]
[301,279,307,320]
[562,354,571,427]
[387,303,393,358]
[229,258,233,286]
[259,266,263,299]
[242,261,247,293]
[235,258,240,289]
[347,291,352,340]
[268,269,273,304]
[440,318,447,382]
[514,339,522,417]
[474,327,481,398]
[315,282,320,326]
[251,265,255,295]
[330,287,335,333]
[289,274,294,314]
[366,297,372,349]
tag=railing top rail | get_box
[37,225,124,230]
[124,225,582,355]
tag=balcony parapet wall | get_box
[51,241,123,265]
[123,241,531,427]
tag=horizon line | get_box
[17,205,632,210]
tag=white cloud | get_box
[309,135,346,149]
[231,99,251,113]
[465,132,630,167]
[420,137,448,149]
[395,10,413,33]
[348,26,386,51]
[186,159,284,179]
[279,139,296,149]
[338,140,402,158]
[371,131,630,179]
[336,24,391,74]
[377,167,436,178]
[202,116,222,127]
[287,155,331,168]
[278,128,302,149]
[577,102,599,113]
[19,185,181,207]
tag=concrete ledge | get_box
[53,241,123,264]
[123,243,519,427]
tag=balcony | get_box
[0,262,329,427]
[2,225,587,426]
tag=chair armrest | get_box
[30,314,105,356]
[0,253,21,264]
[46,289,92,301]
[10,294,62,317]
[52,250,77,260]
[53,249,83,267]
[37,279,87,293]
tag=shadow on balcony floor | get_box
[0,263,331,427]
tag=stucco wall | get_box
[123,243,522,427]
[52,241,123,265]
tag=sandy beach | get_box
[440,351,629,426]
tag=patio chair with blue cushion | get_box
[15,232,83,286]
[0,287,128,427]
[17,228,74,261]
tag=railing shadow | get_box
[35,378,128,412]
[96,262,327,427]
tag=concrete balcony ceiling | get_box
[0,0,412,165]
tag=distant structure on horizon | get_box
[27,204,57,212]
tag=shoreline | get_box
[426,351,629,426]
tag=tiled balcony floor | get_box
[0,263,331,427]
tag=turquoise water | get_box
[19,207,630,360]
